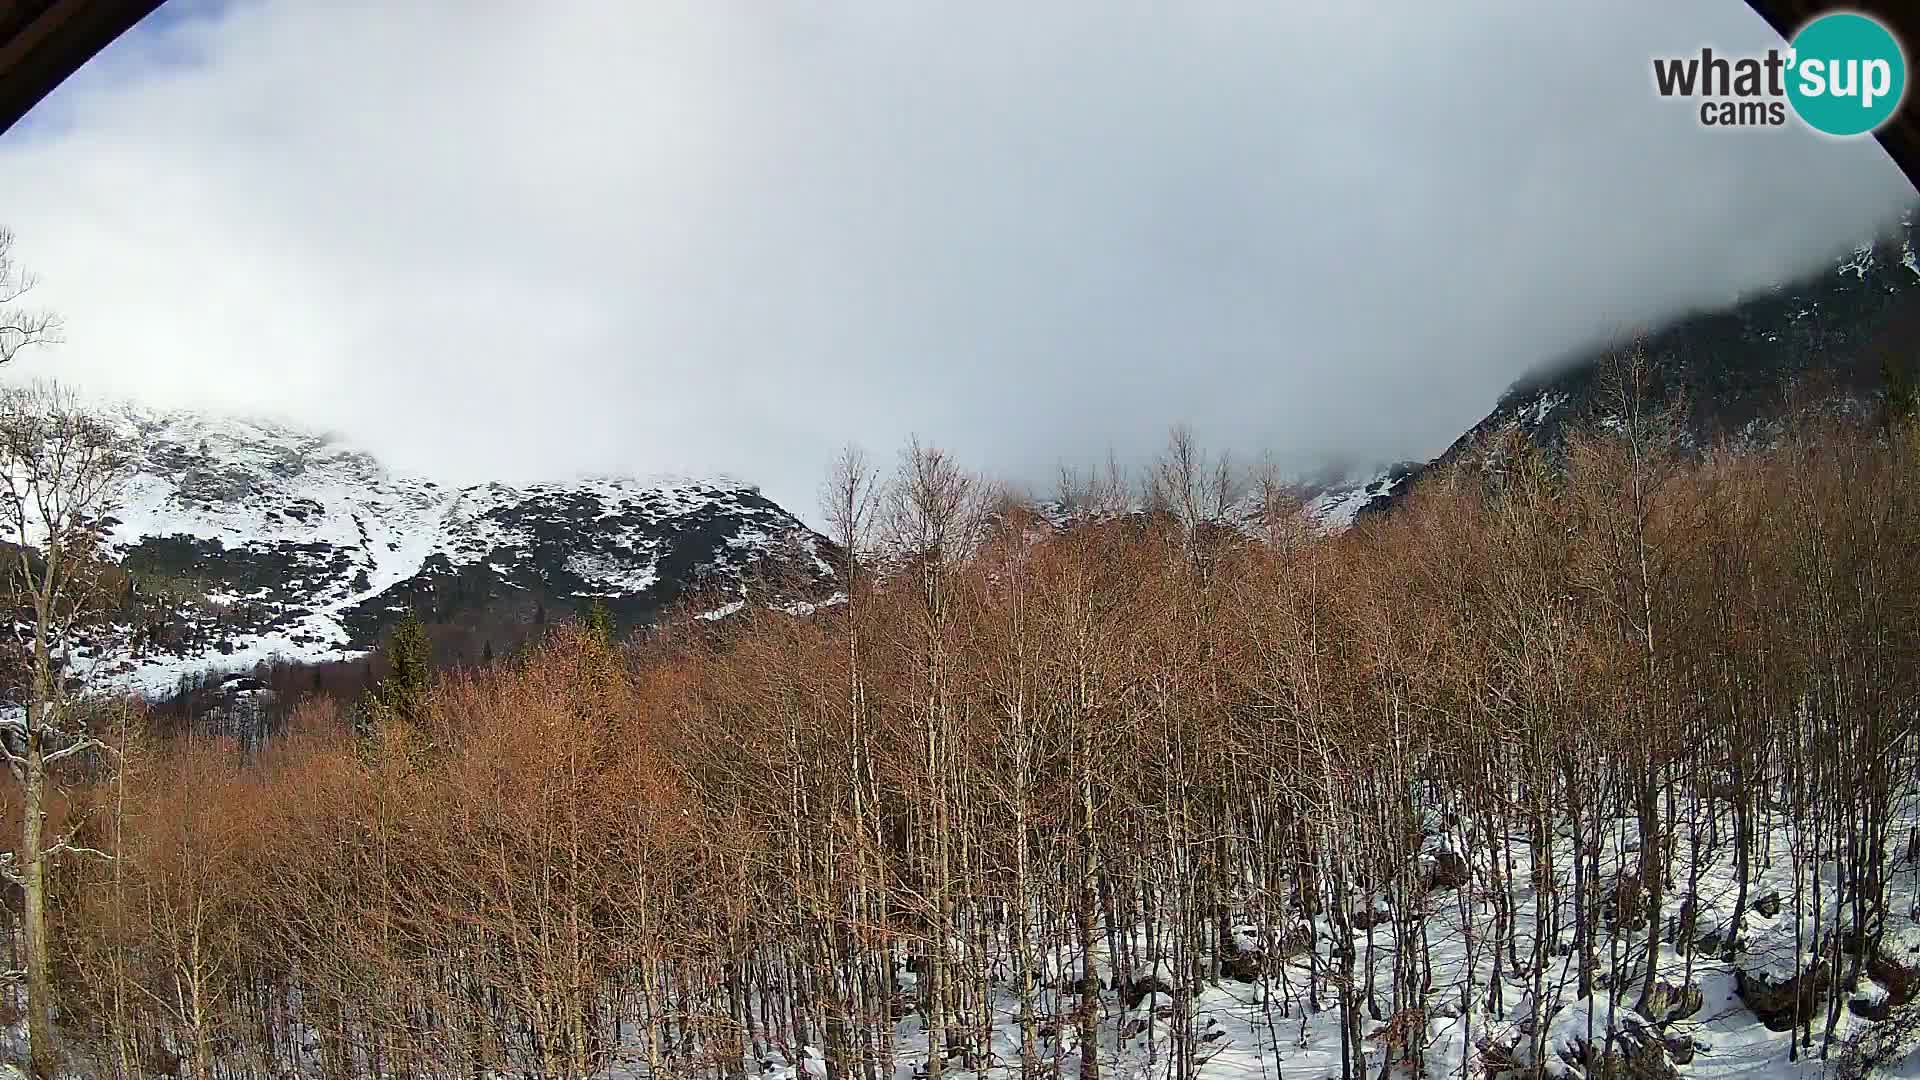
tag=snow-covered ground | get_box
[124,797,1896,1080]
[713,810,1920,1080]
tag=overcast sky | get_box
[0,1,1914,523]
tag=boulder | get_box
[1736,920,1919,1027]
[1351,904,1393,931]
[1847,977,1893,1021]
[1123,972,1178,1009]
[1640,980,1704,1023]
[1735,962,1832,1031]
[1220,950,1262,984]
[1060,974,1103,999]
[1871,923,1920,993]
[1425,850,1471,892]
[1528,997,1680,1080]
[1661,1034,1698,1066]
[1218,924,1266,984]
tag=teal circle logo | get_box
[1786,13,1906,136]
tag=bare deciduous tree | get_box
[0,231,59,369]
[0,381,131,1079]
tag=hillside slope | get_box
[1310,214,1920,529]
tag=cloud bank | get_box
[0,0,1913,522]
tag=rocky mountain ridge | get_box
[88,405,838,694]
[1307,213,1920,529]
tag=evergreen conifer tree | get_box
[385,610,431,721]
[582,599,615,645]
[1886,353,1919,425]
[357,610,432,746]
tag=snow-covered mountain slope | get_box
[92,405,838,694]
[1297,464,1420,533]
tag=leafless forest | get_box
[7,394,1920,1080]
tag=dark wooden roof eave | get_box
[0,0,165,135]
